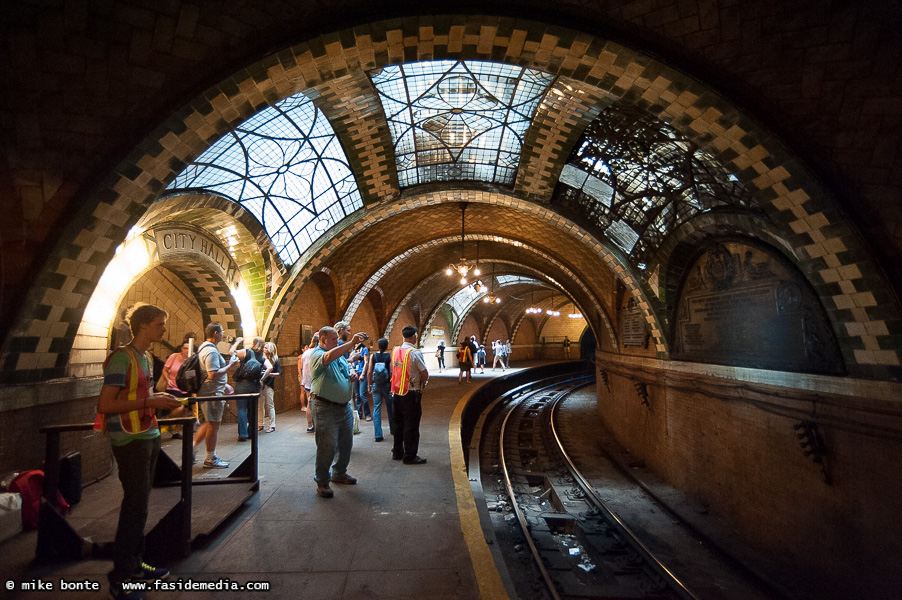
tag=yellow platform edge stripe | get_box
[449,387,512,600]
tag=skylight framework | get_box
[165,93,363,265]
[370,60,554,187]
[554,103,757,264]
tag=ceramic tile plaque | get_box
[672,242,844,374]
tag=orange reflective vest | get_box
[391,346,415,395]
[93,346,158,434]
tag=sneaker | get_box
[203,456,229,469]
[131,561,169,581]
[317,484,334,498]
[306,427,315,433]
[403,456,427,465]
[374,437,384,442]
[237,437,249,442]
[331,474,357,485]
[109,581,145,600]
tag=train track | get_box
[470,376,768,600]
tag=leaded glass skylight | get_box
[370,60,554,187]
[553,103,758,264]
[446,284,483,318]
[165,93,363,265]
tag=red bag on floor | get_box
[8,470,70,530]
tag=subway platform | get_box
[0,364,546,600]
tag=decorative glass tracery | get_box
[370,60,554,187]
[165,93,363,265]
[553,103,758,264]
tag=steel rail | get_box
[498,388,564,600]
[547,390,702,600]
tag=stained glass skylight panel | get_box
[165,93,362,265]
[371,60,554,187]
[554,103,757,264]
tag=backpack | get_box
[234,350,263,381]
[373,357,390,385]
[176,341,212,393]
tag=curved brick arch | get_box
[266,192,638,353]
[337,232,613,350]
[6,15,899,383]
[68,236,245,378]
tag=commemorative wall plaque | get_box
[672,242,844,374]
[621,298,648,347]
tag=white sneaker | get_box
[203,456,229,468]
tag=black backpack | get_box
[234,350,263,381]
[176,342,212,393]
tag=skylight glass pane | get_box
[370,60,554,187]
[553,102,757,265]
[165,93,363,265]
[447,285,483,317]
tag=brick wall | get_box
[596,352,902,596]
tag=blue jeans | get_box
[313,399,354,485]
[356,378,371,418]
[371,382,392,439]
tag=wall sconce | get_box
[793,420,831,485]
[634,381,650,409]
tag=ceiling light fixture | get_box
[526,289,542,314]
[445,202,480,285]
[546,291,561,317]
[482,264,501,304]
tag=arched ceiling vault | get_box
[265,198,626,349]
[3,14,900,383]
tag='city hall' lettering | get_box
[155,229,239,287]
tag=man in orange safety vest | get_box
[390,325,430,464]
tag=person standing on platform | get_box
[309,325,368,498]
[391,325,429,464]
[230,336,264,441]
[503,339,512,368]
[193,322,239,468]
[367,337,393,442]
[492,340,506,371]
[158,334,197,439]
[457,337,473,384]
[259,342,281,432]
[475,345,487,373]
[301,334,319,433]
[93,304,182,600]
[563,336,571,359]
[435,339,446,371]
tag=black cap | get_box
[402,325,418,338]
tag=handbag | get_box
[155,374,169,393]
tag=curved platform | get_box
[0,365,559,599]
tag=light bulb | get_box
[459,265,468,276]
[483,297,490,303]
[460,277,468,285]
[474,267,481,276]
[495,297,501,304]
[445,267,453,276]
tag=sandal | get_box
[267,427,275,433]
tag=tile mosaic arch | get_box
[5,15,900,385]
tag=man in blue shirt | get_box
[309,324,369,498]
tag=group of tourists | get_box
[456,336,511,382]
[94,305,284,598]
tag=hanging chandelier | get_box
[445,202,481,285]
[525,289,542,314]
[482,264,501,304]
[546,291,561,317]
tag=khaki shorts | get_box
[201,398,226,423]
